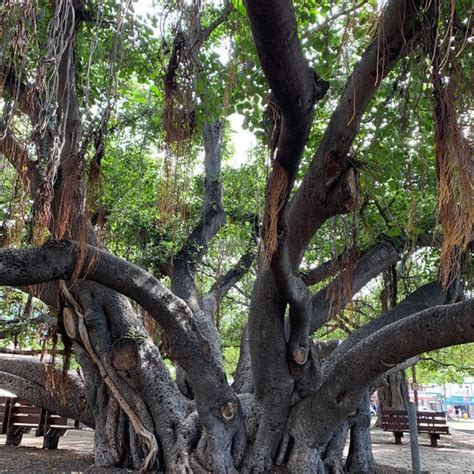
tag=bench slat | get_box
[11,415,42,424]
[0,397,84,450]
[381,408,450,443]
[11,406,42,415]
[46,416,68,425]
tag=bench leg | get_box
[394,432,403,444]
[43,429,67,449]
[43,431,60,449]
[430,434,440,447]
[6,428,25,446]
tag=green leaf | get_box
[388,227,402,237]
[233,0,247,16]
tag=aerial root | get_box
[262,159,288,264]
[59,281,158,472]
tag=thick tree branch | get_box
[0,65,36,120]
[301,258,340,286]
[272,244,313,365]
[244,0,327,179]
[311,239,401,331]
[172,122,226,305]
[0,241,221,373]
[328,299,474,403]
[0,240,245,468]
[286,299,474,468]
[287,0,423,265]
[322,281,449,375]
[0,355,93,427]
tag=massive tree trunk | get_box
[0,0,472,472]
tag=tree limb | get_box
[0,65,36,120]
[286,299,474,468]
[310,239,401,331]
[0,122,43,193]
[197,1,233,48]
[0,355,94,427]
[172,122,226,305]
[202,244,256,316]
[328,299,474,402]
[321,281,450,376]
[302,0,369,40]
[301,258,341,286]
[0,239,246,468]
[202,215,258,314]
[244,0,328,179]
[287,0,423,265]
[0,313,54,326]
[419,356,474,374]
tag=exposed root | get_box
[174,410,202,472]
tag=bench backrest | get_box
[44,413,70,428]
[381,408,449,432]
[9,399,42,427]
[0,397,77,431]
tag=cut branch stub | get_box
[293,347,309,365]
[111,337,141,372]
[62,306,77,340]
[220,400,237,421]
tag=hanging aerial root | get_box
[326,245,359,320]
[433,67,472,288]
[59,281,158,472]
[262,160,289,263]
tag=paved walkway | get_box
[370,426,474,473]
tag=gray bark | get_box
[0,355,93,427]
[345,393,376,473]
[1,0,472,472]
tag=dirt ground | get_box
[0,425,473,472]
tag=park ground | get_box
[0,421,472,473]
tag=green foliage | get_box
[417,345,474,385]
[0,0,472,382]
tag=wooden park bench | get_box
[0,396,80,449]
[381,408,450,447]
